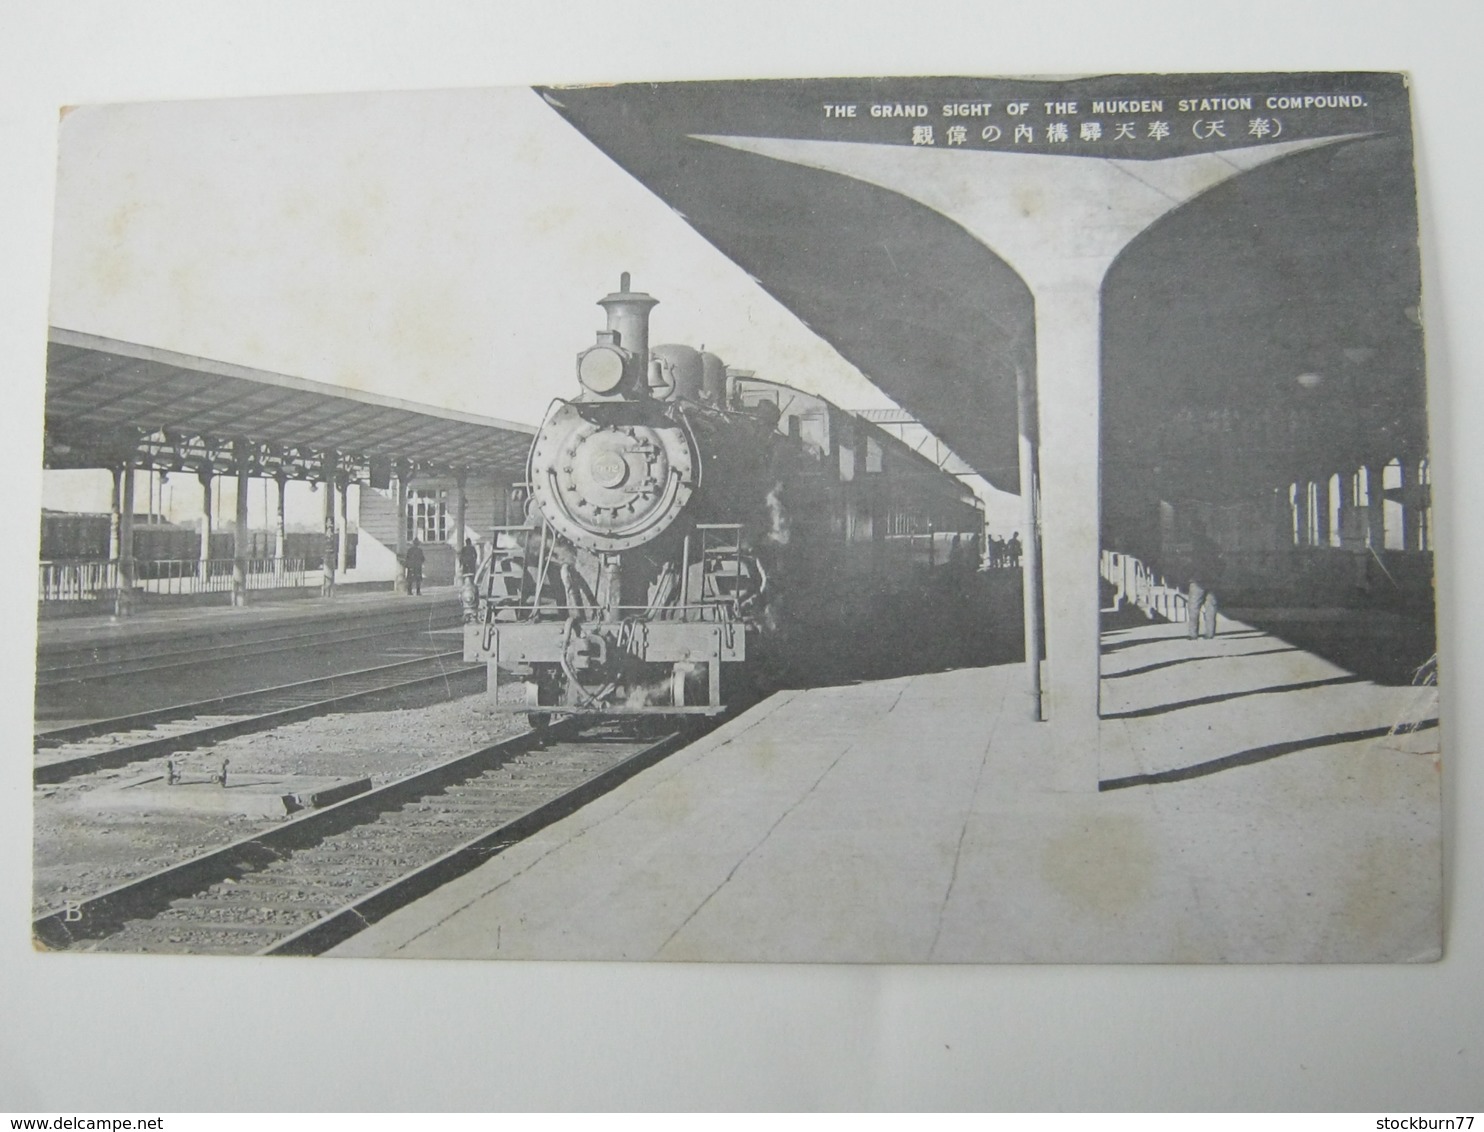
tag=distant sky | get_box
[44,87,1017,531]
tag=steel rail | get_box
[37,608,463,685]
[264,726,692,955]
[36,648,471,746]
[34,651,483,785]
[33,718,695,955]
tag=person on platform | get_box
[404,538,425,596]
[458,537,480,620]
[1007,532,1023,569]
[1186,522,1222,639]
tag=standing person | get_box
[1186,521,1222,639]
[404,538,425,596]
[458,536,479,582]
[1007,531,1023,569]
[458,537,480,620]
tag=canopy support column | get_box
[1014,364,1044,721]
[197,469,213,577]
[113,461,136,618]
[393,461,411,594]
[339,476,351,578]
[321,454,338,598]
[108,464,123,563]
[232,441,251,607]
[454,470,468,549]
[274,471,288,563]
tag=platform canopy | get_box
[535,75,1426,508]
[43,328,535,482]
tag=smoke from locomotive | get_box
[465,274,983,721]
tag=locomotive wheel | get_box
[523,677,552,746]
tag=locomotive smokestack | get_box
[597,273,658,391]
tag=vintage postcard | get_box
[33,73,1439,962]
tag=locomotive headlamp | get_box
[577,343,628,394]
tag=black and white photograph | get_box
[26,72,1441,965]
[7,0,1484,1111]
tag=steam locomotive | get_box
[465,275,983,722]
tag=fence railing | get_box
[38,557,310,602]
[1101,550,1189,622]
[38,559,119,602]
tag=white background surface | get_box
[2,0,1481,1111]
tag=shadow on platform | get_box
[1098,613,1439,792]
[1100,574,1436,686]
[1235,609,1436,686]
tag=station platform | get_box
[35,585,462,657]
[332,615,1442,964]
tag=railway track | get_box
[34,719,696,955]
[34,650,484,785]
[36,606,463,686]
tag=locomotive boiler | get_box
[466,274,984,723]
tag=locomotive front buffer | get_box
[465,610,744,717]
[464,518,755,721]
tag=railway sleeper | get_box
[404,800,533,812]
[169,894,344,911]
[151,907,322,928]
[125,920,295,935]
[263,854,431,869]
[206,876,365,896]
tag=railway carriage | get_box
[465,275,983,722]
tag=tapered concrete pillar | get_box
[1031,276,1102,744]
[1014,364,1044,718]
[1274,484,1293,548]
[1399,458,1420,551]
[1337,471,1358,549]
[698,132,1355,789]
[1339,470,1368,588]
[1413,461,1428,551]
[1313,475,1331,548]
[1363,463,1384,549]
